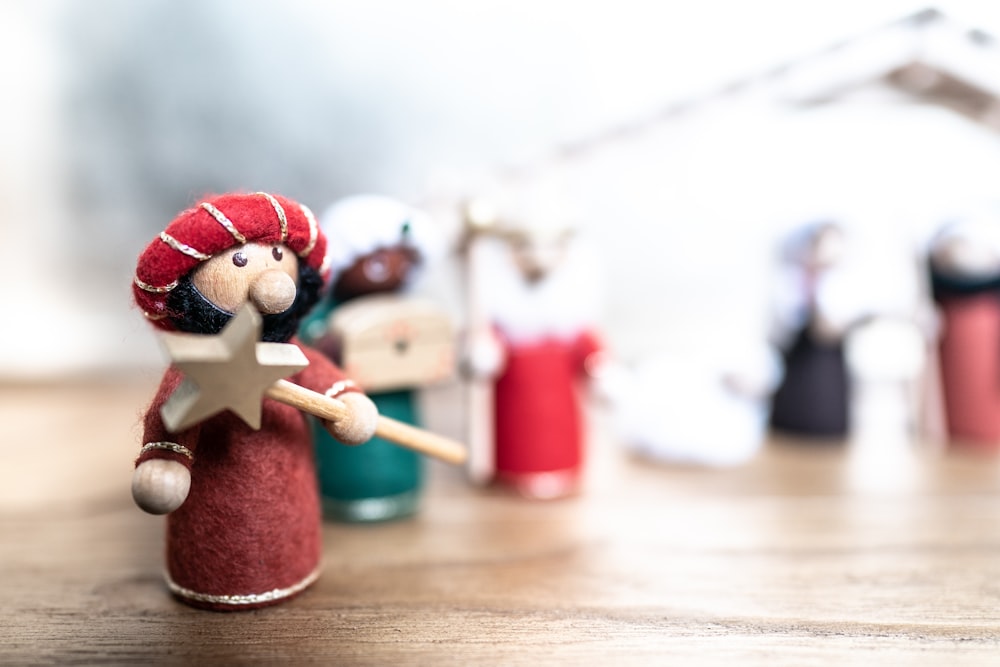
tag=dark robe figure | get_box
[769,322,850,437]
[769,222,855,440]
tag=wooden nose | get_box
[249,269,296,314]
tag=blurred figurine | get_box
[300,195,452,522]
[928,215,1000,447]
[607,340,782,467]
[131,192,378,610]
[463,197,606,499]
[769,221,863,438]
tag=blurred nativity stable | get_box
[3,1,1000,449]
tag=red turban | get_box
[133,192,327,329]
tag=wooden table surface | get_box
[3,377,1000,665]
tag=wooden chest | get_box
[324,294,455,393]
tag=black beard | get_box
[165,265,323,342]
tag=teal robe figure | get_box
[302,195,446,522]
[301,302,422,522]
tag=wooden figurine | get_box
[130,192,383,611]
[299,195,453,522]
[462,196,606,499]
[769,220,860,439]
[928,216,1000,448]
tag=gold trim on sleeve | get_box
[324,380,358,399]
[140,441,193,460]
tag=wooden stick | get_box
[462,200,497,484]
[912,239,948,450]
[265,379,467,465]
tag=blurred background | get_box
[3,0,1000,393]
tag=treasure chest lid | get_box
[327,294,453,345]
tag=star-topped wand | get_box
[159,303,467,465]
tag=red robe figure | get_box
[131,192,378,610]
[465,199,606,499]
[928,217,1000,448]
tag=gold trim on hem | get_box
[165,564,321,607]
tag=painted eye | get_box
[272,246,283,261]
[232,251,248,267]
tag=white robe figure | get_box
[605,338,782,467]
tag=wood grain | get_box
[2,378,1000,665]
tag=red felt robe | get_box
[493,329,602,498]
[938,295,1000,446]
[137,340,354,610]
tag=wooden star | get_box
[159,303,309,432]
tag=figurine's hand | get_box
[587,355,629,404]
[464,330,505,378]
[131,459,191,515]
[810,313,845,345]
[324,392,378,445]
